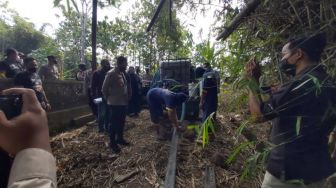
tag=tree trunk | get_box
[91,0,97,71]
[80,0,86,65]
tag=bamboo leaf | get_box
[202,124,206,148]
[187,125,200,134]
[226,141,253,165]
[70,0,79,13]
[296,116,302,136]
[236,120,249,135]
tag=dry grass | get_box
[51,110,264,188]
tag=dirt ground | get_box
[51,110,267,188]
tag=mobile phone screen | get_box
[0,95,22,119]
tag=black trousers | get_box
[128,94,141,115]
[109,105,127,144]
[87,88,98,117]
[0,148,12,188]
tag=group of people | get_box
[83,56,154,153]
[0,48,60,111]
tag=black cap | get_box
[47,55,58,63]
[5,48,17,57]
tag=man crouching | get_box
[147,88,188,140]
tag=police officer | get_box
[0,48,24,78]
[14,57,51,110]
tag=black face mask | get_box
[28,67,37,73]
[279,59,296,76]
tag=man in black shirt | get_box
[246,33,336,187]
[200,64,219,122]
[0,48,24,78]
[14,57,51,110]
[127,66,142,117]
[91,59,111,132]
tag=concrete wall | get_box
[0,79,93,134]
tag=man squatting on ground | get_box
[146,87,188,140]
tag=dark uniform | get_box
[147,88,187,123]
[128,72,142,115]
[201,73,218,122]
[91,67,110,132]
[0,59,24,78]
[261,66,336,183]
[14,71,44,103]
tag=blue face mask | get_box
[279,59,296,76]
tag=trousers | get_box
[261,171,326,188]
[109,105,127,143]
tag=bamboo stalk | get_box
[304,0,312,29]
[288,0,304,26]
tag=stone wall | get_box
[0,79,93,134]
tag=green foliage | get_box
[199,113,216,148]
[30,39,62,65]
[188,112,216,148]
[0,4,47,55]
[226,141,254,165]
[219,87,248,113]
[235,120,249,136]
[194,40,215,65]
[240,144,271,180]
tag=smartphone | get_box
[0,95,22,119]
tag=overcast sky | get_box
[5,0,234,43]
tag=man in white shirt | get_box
[0,88,57,188]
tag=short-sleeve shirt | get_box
[260,66,336,182]
[147,88,183,109]
[38,64,59,80]
[0,59,24,78]
[14,71,44,102]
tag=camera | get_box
[0,95,22,119]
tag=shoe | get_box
[110,143,121,153]
[116,139,131,146]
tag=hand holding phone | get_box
[0,88,51,155]
[0,95,22,119]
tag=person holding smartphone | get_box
[0,88,56,188]
[246,33,336,187]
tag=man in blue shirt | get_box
[147,88,188,140]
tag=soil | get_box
[51,110,268,188]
